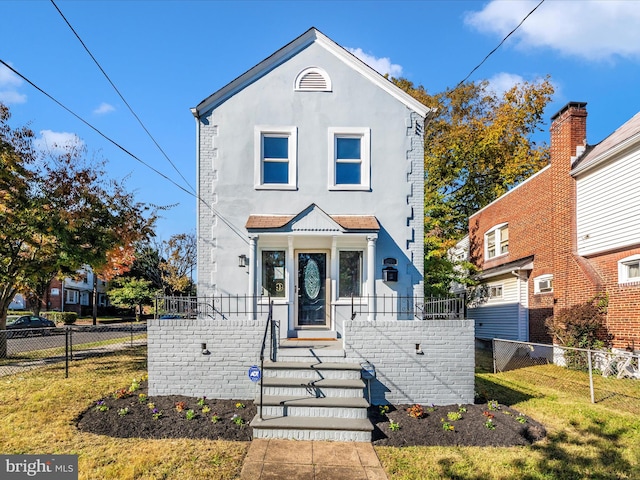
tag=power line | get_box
[50,0,196,196]
[454,0,546,89]
[0,58,249,244]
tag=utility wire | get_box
[454,0,546,89]
[50,0,196,195]
[0,58,249,244]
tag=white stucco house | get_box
[148,28,474,441]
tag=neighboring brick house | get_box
[44,267,109,316]
[468,102,640,351]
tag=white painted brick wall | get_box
[149,317,475,406]
[344,319,475,405]
[147,318,264,400]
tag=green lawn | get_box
[1,348,638,479]
[377,370,640,479]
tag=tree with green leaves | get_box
[0,103,154,355]
[393,77,554,296]
[107,277,156,321]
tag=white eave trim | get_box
[571,131,640,177]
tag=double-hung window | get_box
[485,223,509,259]
[618,255,640,284]
[338,251,363,298]
[328,128,370,190]
[255,127,297,189]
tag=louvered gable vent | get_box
[295,67,332,92]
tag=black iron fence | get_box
[0,323,147,378]
[155,294,465,321]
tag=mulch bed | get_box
[76,381,546,447]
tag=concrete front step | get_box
[250,415,373,442]
[263,361,363,380]
[261,377,366,398]
[258,395,369,419]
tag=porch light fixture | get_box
[238,254,249,267]
[201,343,210,355]
[415,343,424,355]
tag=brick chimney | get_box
[550,102,588,311]
[550,101,587,170]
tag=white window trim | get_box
[534,274,554,294]
[254,126,297,190]
[328,127,371,191]
[489,284,503,299]
[618,254,640,284]
[337,249,364,300]
[484,223,509,260]
[65,289,78,304]
[294,67,332,92]
[258,248,289,303]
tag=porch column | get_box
[248,235,258,320]
[367,234,377,321]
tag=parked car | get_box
[5,315,56,337]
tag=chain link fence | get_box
[0,323,147,378]
[491,338,640,413]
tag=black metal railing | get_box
[349,295,465,320]
[155,294,465,321]
[258,300,275,420]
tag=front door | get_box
[295,251,330,329]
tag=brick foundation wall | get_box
[344,320,475,405]
[148,318,476,405]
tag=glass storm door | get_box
[296,251,329,328]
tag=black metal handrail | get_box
[258,299,274,420]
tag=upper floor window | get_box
[328,127,370,191]
[254,126,297,190]
[485,224,509,259]
[338,251,363,298]
[534,274,554,294]
[618,255,640,284]
[295,67,332,92]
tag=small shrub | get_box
[118,407,129,416]
[44,311,77,325]
[446,411,462,421]
[211,414,220,423]
[379,405,390,416]
[389,420,400,431]
[175,401,187,413]
[407,404,425,419]
[441,421,454,431]
[484,419,496,430]
[185,409,196,420]
[202,405,211,414]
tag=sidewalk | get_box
[240,439,388,480]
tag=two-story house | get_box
[468,102,640,351]
[46,266,109,316]
[148,28,475,441]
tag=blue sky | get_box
[2,0,640,240]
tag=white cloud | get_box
[486,72,560,99]
[94,102,115,115]
[465,0,640,62]
[487,72,525,96]
[0,63,26,104]
[35,130,84,154]
[347,47,403,77]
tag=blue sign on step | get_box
[248,365,261,382]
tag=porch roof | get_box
[245,213,380,232]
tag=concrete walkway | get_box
[239,439,388,480]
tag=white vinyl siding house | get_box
[575,118,640,256]
[468,272,529,341]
